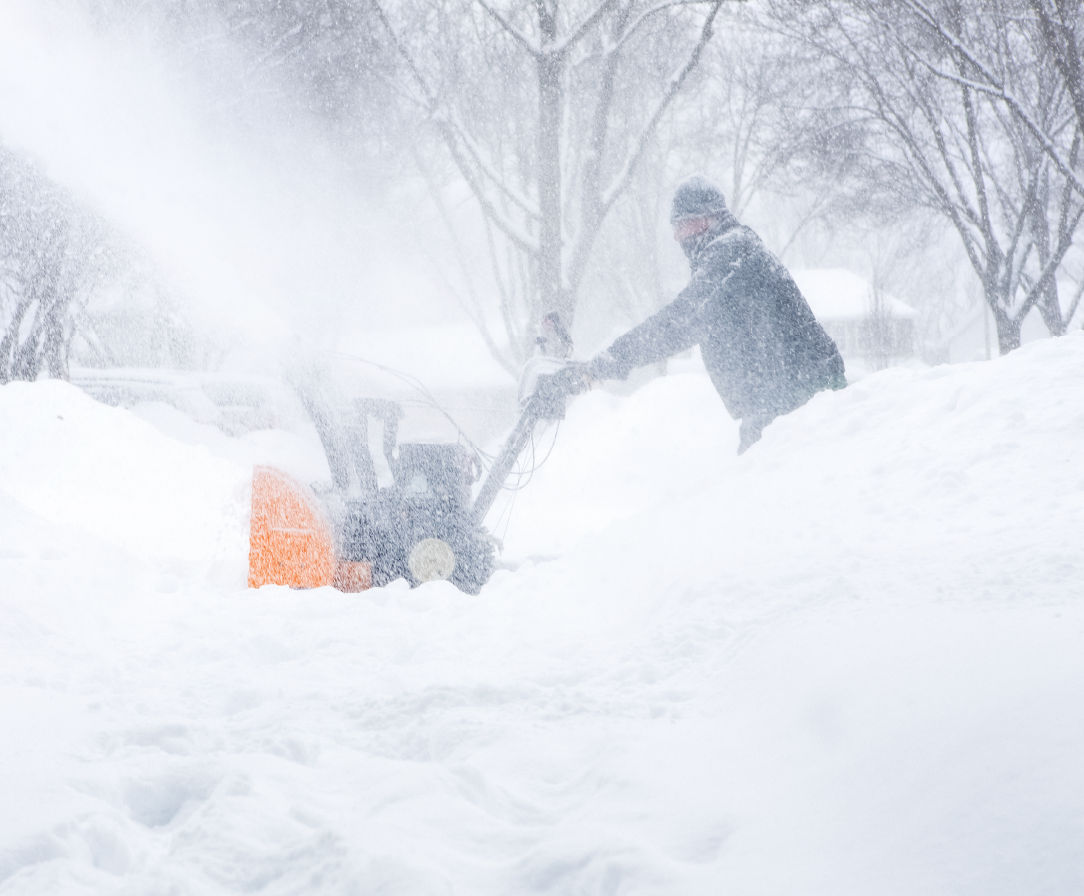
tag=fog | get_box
[0,0,453,375]
[1,0,1079,393]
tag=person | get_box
[584,175,846,453]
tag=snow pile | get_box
[1,335,1084,894]
[0,380,252,586]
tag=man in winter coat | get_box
[585,176,846,453]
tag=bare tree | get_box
[886,0,1084,336]
[892,0,1084,200]
[0,147,115,382]
[372,0,729,367]
[769,0,1084,353]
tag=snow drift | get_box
[1,334,1083,895]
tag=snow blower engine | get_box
[247,359,587,595]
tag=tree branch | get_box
[553,0,622,55]
[370,1,539,256]
[896,0,1084,199]
[1030,0,1084,136]
[611,0,728,54]
[565,0,724,291]
[599,0,725,214]
[476,0,541,57]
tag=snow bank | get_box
[1,335,1083,894]
[0,380,252,587]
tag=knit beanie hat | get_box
[670,176,728,223]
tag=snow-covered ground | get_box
[2,335,1084,895]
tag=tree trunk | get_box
[991,304,1023,353]
[0,295,34,384]
[536,7,566,336]
[1037,280,1067,336]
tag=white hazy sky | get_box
[0,0,454,369]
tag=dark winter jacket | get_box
[606,217,845,422]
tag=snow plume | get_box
[0,0,434,373]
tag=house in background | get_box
[792,268,919,373]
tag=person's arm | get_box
[590,276,712,379]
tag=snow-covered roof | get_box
[793,268,918,321]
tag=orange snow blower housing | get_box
[247,465,372,592]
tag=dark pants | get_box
[738,415,770,454]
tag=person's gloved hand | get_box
[534,363,591,401]
[585,350,629,382]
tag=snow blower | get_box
[247,360,585,595]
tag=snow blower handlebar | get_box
[469,365,589,528]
